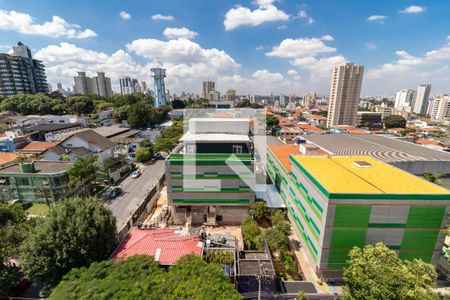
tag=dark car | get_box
[108,187,122,199]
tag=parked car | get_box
[108,187,122,199]
[131,170,141,178]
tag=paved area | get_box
[289,231,331,294]
[106,160,165,229]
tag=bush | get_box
[242,216,261,249]
[249,201,272,221]
[136,147,152,162]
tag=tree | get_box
[422,173,446,186]
[249,200,272,221]
[136,147,152,162]
[49,255,163,300]
[241,216,261,249]
[297,290,309,300]
[158,254,241,299]
[68,155,100,195]
[171,99,185,109]
[127,101,151,129]
[20,197,116,285]
[67,95,95,116]
[266,114,279,129]
[343,243,438,300]
[263,227,288,253]
[383,115,406,129]
[49,255,241,300]
[0,202,30,296]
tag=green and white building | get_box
[0,161,74,203]
[166,118,255,225]
[267,144,450,280]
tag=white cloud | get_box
[291,55,347,79]
[366,42,377,49]
[266,37,336,58]
[163,27,198,40]
[151,14,175,21]
[399,5,425,14]
[252,69,284,81]
[365,37,450,94]
[277,25,288,30]
[255,45,264,51]
[224,1,289,31]
[367,15,387,22]
[298,10,314,24]
[287,69,298,76]
[321,35,334,41]
[0,10,96,39]
[119,11,131,20]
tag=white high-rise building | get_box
[225,89,236,102]
[394,89,416,112]
[119,77,139,95]
[326,62,364,127]
[74,72,112,97]
[139,81,148,94]
[93,72,113,98]
[208,90,221,101]
[202,81,215,99]
[430,95,450,121]
[413,84,431,115]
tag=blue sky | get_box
[0,0,449,96]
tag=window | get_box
[0,177,10,185]
[232,145,243,154]
[17,177,29,186]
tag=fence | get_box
[116,174,166,242]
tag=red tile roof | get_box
[420,127,441,132]
[347,129,369,135]
[298,124,323,132]
[0,152,21,165]
[268,144,327,172]
[111,228,203,265]
[21,141,60,152]
[415,139,439,146]
[309,115,327,120]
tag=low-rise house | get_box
[417,127,442,137]
[17,141,60,156]
[109,130,145,157]
[14,115,89,127]
[24,123,82,141]
[0,152,22,167]
[111,228,203,265]
[43,130,116,163]
[0,161,74,203]
[307,114,327,127]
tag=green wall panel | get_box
[330,228,367,248]
[398,251,433,263]
[333,205,371,227]
[327,250,350,269]
[401,229,440,251]
[405,206,446,228]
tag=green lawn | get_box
[26,204,50,216]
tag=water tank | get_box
[20,162,35,173]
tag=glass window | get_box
[232,145,243,154]
[17,177,29,186]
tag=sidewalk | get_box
[289,231,331,294]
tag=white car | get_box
[131,170,141,178]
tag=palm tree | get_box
[68,155,100,195]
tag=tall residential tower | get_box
[0,42,49,97]
[413,84,431,115]
[151,68,167,107]
[201,81,215,99]
[326,63,364,128]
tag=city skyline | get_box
[0,1,449,96]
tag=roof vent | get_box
[354,160,372,167]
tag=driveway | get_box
[105,159,165,229]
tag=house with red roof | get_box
[111,228,204,265]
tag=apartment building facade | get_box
[267,146,450,280]
[326,63,364,128]
[166,118,255,225]
[0,42,49,97]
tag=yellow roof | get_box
[293,155,450,195]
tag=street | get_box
[106,159,165,229]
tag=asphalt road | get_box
[106,159,165,229]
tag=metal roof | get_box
[305,134,450,163]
